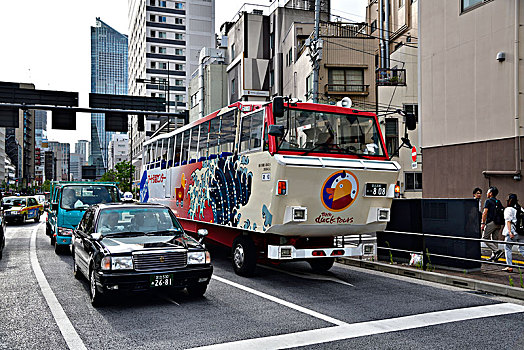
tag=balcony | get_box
[325,84,369,96]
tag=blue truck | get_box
[46,182,121,254]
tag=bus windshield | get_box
[274,109,386,157]
[60,185,120,210]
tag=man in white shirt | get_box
[502,193,524,272]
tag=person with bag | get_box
[502,194,524,272]
[481,186,504,261]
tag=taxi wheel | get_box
[72,250,83,280]
[186,283,207,297]
[232,236,257,277]
[89,269,105,307]
[307,258,335,272]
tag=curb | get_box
[337,257,524,301]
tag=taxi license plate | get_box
[150,274,173,288]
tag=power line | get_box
[321,38,409,66]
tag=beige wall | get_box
[420,0,523,148]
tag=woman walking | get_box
[502,194,524,272]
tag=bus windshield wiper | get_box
[301,143,367,159]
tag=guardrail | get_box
[377,230,524,271]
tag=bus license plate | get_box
[365,183,387,197]
[150,274,173,287]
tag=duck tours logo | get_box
[320,170,359,212]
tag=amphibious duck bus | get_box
[140,97,400,276]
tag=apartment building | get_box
[420,0,523,198]
[366,0,420,198]
[108,133,129,169]
[128,0,215,184]
[47,142,70,181]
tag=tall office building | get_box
[75,139,90,164]
[34,110,47,185]
[128,0,215,185]
[91,17,128,178]
[48,142,70,181]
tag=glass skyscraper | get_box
[91,17,128,177]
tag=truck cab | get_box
[46,182,120,254]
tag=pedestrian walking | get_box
[502,194,524,272]
[481,186,504,261]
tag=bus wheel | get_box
[308,258,335,272]
[232,236,256,277]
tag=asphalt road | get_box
[1,219,524,350]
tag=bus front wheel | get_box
[232,236,257,277]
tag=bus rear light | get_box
[394,184,400,198]
[330,250,345,256]
[312,250,326,257]
[277,180,288,195]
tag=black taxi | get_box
[71,202,213,306]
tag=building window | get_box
[175,2,183,9]
[175,95,183,102]
[159,0,167,7]
[175,79,183,86]
[175,64,183,70]
[287,48,292,66]
[175,17,183,25]
[151,46,156,53]
[370,20,377,34]
[461,0,485,12]
[405,172,422,191]
[399,0,404,7]
[385,118,399,156]
[159,16,167,23]
[160,62,167,69]
[328,69,364,92]
[269,32,274,50]
[231,78,236,94]
[150,14,156,22]
[175,48,183,55]
[151,30,156,37]
[151,62,156,69]
[175,33,183,40]
[150,0,155,5]
[159,32,167,38]
[269,70,274,87]
[159,47,167,54]
[231,44,236,59]
[305,74,313,100]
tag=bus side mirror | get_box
[268,125,284,137]
[273,96,285,119]
[406,113,417,131]
[52,203,58,211]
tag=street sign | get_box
[411,146,417,162]
[412,162,417,169]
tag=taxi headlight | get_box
[187,251,206,264]
[111,256,134,270]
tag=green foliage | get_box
[519,268,523,288]
[385,241,394,264]
[509,275,514,287]
[100,161,135,192]
[42,180,51,192]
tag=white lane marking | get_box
[259,264,354,287]
[158,295,180,306]
[30,224,87,350]
[212,275,347,326]
[189,302,524,350]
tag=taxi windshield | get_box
[274,108,385,157]
[96,207,182,235]
[60,186,120,210]
[3,198,26,207]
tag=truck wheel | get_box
[186,283,208,297]
[308,258,335,272]
[50,235,55,246]
[54,242,63,255]
[232,236,257,277]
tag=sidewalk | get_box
[338,250,524,300]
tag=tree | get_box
[100,161,135,193]
[42,180,51,192]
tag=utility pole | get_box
[312,0,321,103]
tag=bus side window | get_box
[180,131,189,164]
[189,125,200,161]
[198,121,210,159]
[208,117,220,156]
[221,115,236,154]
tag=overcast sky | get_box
[0,0,367,148]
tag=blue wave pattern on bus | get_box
[188,155,253,227]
